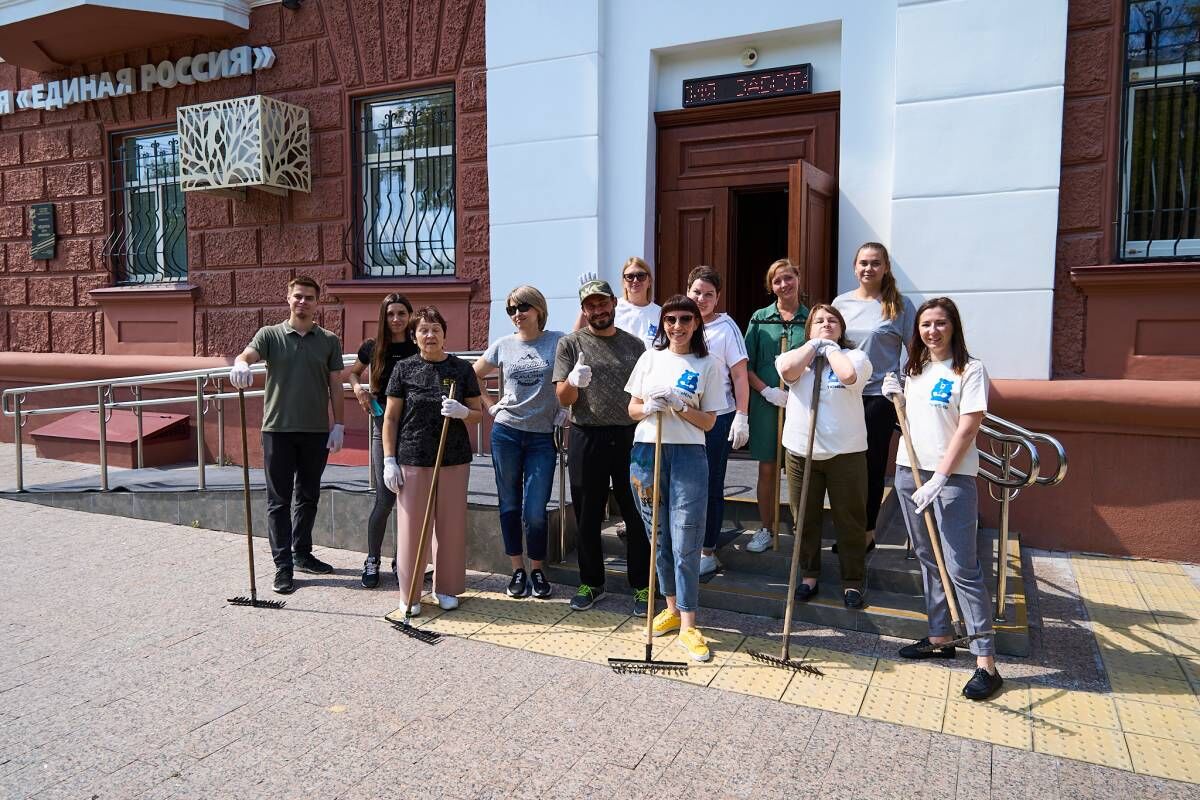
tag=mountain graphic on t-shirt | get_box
[509,351,549,387]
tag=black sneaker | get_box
[569,584,603,611]
[843,588,864,609]
[898,637,957,660]
[293,553,333,574]
[361,557,380,589]
[273,568,295,594]
[529,569,552,599]
[507,568,529,598]
[962,667,1004,701]
[632,587,649,617]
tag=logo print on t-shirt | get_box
[929,378,954,407]
[676,370,700,394]
[648,323,658,339]
[825,366,844,390]
[508,351,548,387]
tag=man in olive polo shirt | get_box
[229,276,346,594]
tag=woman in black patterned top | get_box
[381,306,482,615]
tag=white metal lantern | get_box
[177,94,310,197]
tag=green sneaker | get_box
[570,583,604,611]
[632,587,650,617]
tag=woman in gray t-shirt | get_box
[473,285,567,600]
[833,242,917,548]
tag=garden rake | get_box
[609,414,688,676]
[228,388,285,610]
[387,379,458,645]
[749,355,824,676]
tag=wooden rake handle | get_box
[642,414,664,661]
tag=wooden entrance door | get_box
[655,93,839,315]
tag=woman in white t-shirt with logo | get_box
[882,296,1002,701]
[625,295,724,663]
[775,304,873,608]
[575,257,662,349]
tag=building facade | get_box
[0,0,1196,559]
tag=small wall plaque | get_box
[29,203,56,260]
[683,63,812,108]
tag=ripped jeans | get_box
[629,442,708,612]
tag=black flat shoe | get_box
[898,637,957,660]
[796,582,818,601]
[293,553,333,574]
[843,589,864,609]
[962,667,1003,701]
[273,568,295,594]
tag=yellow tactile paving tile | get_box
[469,618,546,650]
[1101,649,1189,682]
[782,674,867,715]
[1092,623,1174,655]
[708,655,796,700]
[1178,656,1200,688]
[1088,607,1159,629]
[1077,580,1150,611]
[870,659,951,699]
[1029,686,1121,729]
[1033,718,1132,771]
[1115,698,1200,745]
[415,609,495,637]
[1163,634,1200,659]
[1133,571,1199,590]
[859,686,946,732]
[384,601,445,624]
[733,635,794,660]
[457,592,572,625]
[611,616,656,642]
[1124,560,1188,576]
[942,698,1032,750]
[946,676,1033,713]
[553,609,630,635]
[801,647,878,684]
[1125,733,1200,784]
[524,629,606,661]
[1107,669,1200,712]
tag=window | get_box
[1120,1,1200,259]
[103,130,188,283]
[349,89,456,277]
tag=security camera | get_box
[741,47,759,68]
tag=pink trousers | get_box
[395,463,468,605]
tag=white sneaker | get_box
[746,528,773,553]
[699,553,719,576]
[436,593,459,610]
[408,603,422,616]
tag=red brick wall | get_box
[0,0,489,355]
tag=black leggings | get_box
[862,394,898,532]
[367,416,397,560]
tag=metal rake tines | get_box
[227,596,286,610]
[387,618,441,645]
[607,658,689,675]
[747,650,825,676]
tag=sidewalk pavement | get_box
[2,498,1199,799]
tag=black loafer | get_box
[962,667,1004,701]
[796,582,818,601]
[843,589,864,609]
[898,637,957,660]
[273,568,295,594]
[293,553,333,574]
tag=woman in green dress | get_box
[743,258,809,553]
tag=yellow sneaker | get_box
[676,627,711,662]
[651,608,681,636]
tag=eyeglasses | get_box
[506,302,533,316]
[663,314,694,326]
[623,272,650,283]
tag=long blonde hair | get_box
[856,242,903,321]
[621,256,653,301]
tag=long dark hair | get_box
[652,295,708,356]
[369,293,413,393]
[805,303,855,350]
[905,297,972,377]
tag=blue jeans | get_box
[630,442,708,612]
[490,422,556,562]
[702,411,734,550]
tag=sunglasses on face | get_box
[506,302,533,316]
[663,314,694,326]
[623,272,650,283]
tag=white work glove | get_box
[441,397,470,419]
[641,396,666,416]
[383,456,402,493]
[553,407,569,427]
[326,423,344,453]
[759,386,788,408]
[882,372,905,401]
[647,385,686,412]
[912,472,948,514]
[729,411,750,449]
[229,361,253,389]
[577,271,598,286]
[489,393,517,417]
[810,338,839,357]
[567,354,592,388]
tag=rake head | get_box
[227,596,286,610]
[608,658,689,676]
[912,632,985,654]
[747,649,824,676]
[387,618,441,645]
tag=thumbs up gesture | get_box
[567,353,592,388]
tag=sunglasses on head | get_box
[623,272,650,282]
[506,302,533,316]
[663,314,694,326]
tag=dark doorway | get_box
[729,187,788,328]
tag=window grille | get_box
[1120,1,1200,259]
[346,89,456,278]
[102,130,188,283]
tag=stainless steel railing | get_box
[2,351,498,493]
